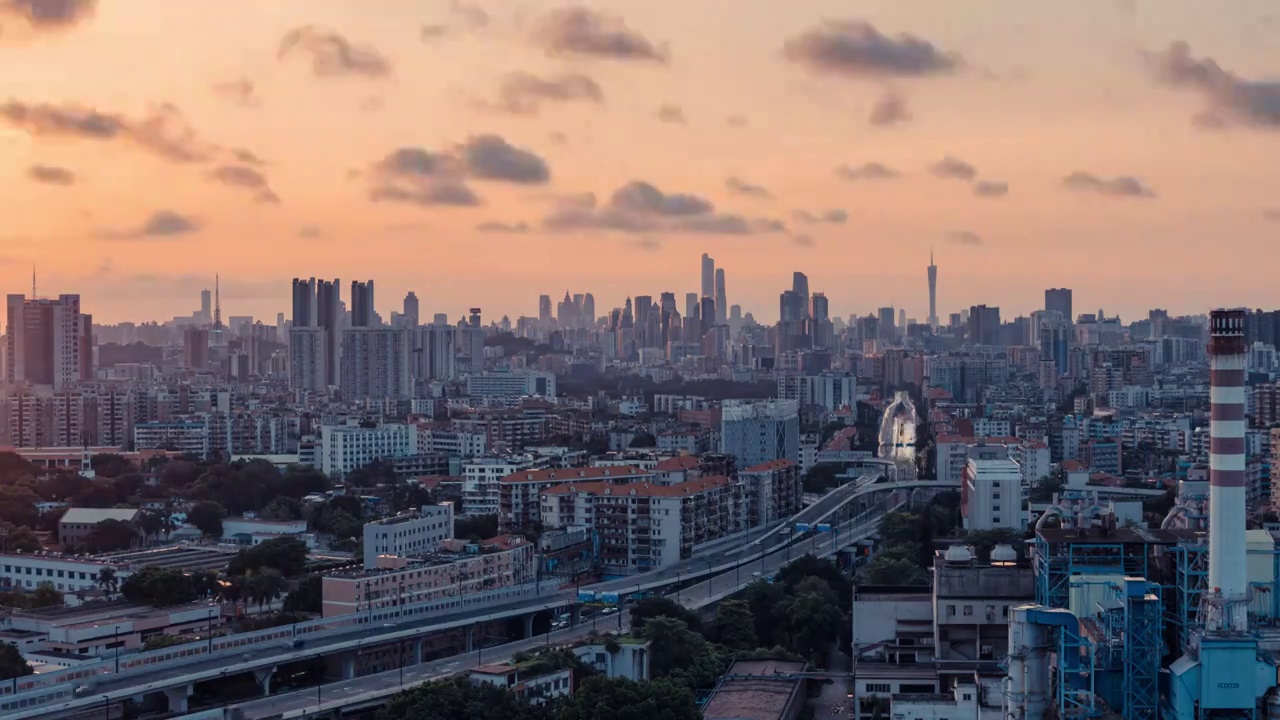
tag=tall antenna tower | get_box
[213,274,223,329]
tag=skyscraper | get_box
[685,292,699,322]
[402,292,419,328]
[700,297,716,332]
[4,293,90,390]
[583,293,595,327]
[200,288,212,324]
[1045,288,1073,323]
[792,272,810,319]
[701,254,715,299]
[350,280,375,327]
[289,277,341,390]
[927,251,938,331]
[968,304,1002,346]
[714,268,727,323]
[538,294,552,323]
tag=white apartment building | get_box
[417,426,488,458]
[462,455,544,515]
[467,370,557,399]
[498,465,656,531]
[969,417,1012,438]
[362,503,455,567]
[133,420,210,457]
[720,399,800,468]
[962,459,1023,531]
[936,435,1049,486]
[776,372,861,411]
[540,476,734,572]
[288,326,329,393]
[318,422,417,478]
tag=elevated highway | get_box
[4,477,955,719]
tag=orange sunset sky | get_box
[0,0,1277,325]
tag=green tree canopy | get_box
[282,574,323,614]
[187,501,226,537]
[707,598,758,651]
[628,597,703,635]
[640,616,726,691]
[0,641,33,681]
[122,567,198,606]
[228,537,310,577]
[560,676,699,720]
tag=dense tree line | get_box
[378,673,699,720]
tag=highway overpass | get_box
[4,477,952,719]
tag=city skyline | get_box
[1,1,1279,323]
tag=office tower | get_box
[685,293,699,322]
[659,292,676,346]
[341,328,412,400]
[700,297,716,331]
[184,327,209,370]
[634,296,653,328]
[898,308,906,332]
[557,291,573,327]
[621,298,634,329]
[291,278,316,327]
[714,268,727,323]
[792,272,810,318]
[1039,317,1071,376]
[927,251,938,330]
[403,292,420,328]
[968,304,1002,346]
[877,307,896,342]
[811,293,829,322]
[351,280,375,327]
[538,295,552,323]
[701,253,715,299]
[4,293,88,390]
[200,289,212,324]
[811,293,833,349]
[583,293,595,327]
[720,399,800,467]
[1045,288,1073,323]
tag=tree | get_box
[0,641,33,681]
[312,506,362,540]
[774,589,844,660]
[159,460,202,488]
[345,460,398,488]
[228,537,310,577]
[137,510,166,542]
[877,511,922,548]
[391,484,435,514]
[91,454,136,479]
[282,574,323,614]
[560,676,700,720]
[858,556,929,586]
[739,579,788,648]
[247,569,288,610]
[96,567,119,595]
[707,598,758,651]
[963,529,1024,562]
[187,501,226,537]
[82,519,137,553]
[143,634,196,651]
[640,616,726,691]
[453,514,499,542]
[30,582,62,609]
[378,677,554,720]
[628,432,657,448]
[1029,474,1065,503]
[629,597,703,634]
[0,522,41,552]
[260,496,302,521]
[776,555,852,608]
[121,567,197,606]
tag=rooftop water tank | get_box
[944,545,974,565]
[991,544,1018,563]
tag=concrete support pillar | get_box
[465,627,476,654]
[411,639,424,665]
[163,685,191,714]
[253,667,276,696]
[340,654,357,680]
[570,605,582,627]
[522,614,535,639]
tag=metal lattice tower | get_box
[213,274,222,330]
[1122,578,1162,720]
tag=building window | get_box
[866,683,891,694]
[963,605,973,616]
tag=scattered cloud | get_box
[101,210,201,240]
[298,225,323,238]
[531,6,668,63]
[207,164,279,204]
[278,25,392,79]
[0,0,96,40]
[543,181,784,235]
[656,104,686,124]
[421,0,490,40]
[783,20,961,79]
[725,176,771,198]
[26,163,75,185]
[931,156,977,181]
[973,180,1008,197]
[365,135,550,207]
[792,233,815,247]
[492,71,603,115]
[725,114,749,127]
[461,134,550,184]
[231,148,266,166]
[869,89,911,126]
[836,162,899,180]
[476,221,531,234]
[948,230,983,246]
[793,209,848,224]
[0,100,215,163]
[1150,41,1280,129]
[212,77,261,107]
[1062,171,1156,199]
[1262,208,1280,222]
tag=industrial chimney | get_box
[1207,308,1249,634]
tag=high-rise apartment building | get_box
[402,292,419,328]
[415,322,456,382]
[289,278,342,391]
[968,305,1002,346]
[1045,288,1073,323]
[927,251,938,330]
[200,289,212,324]
[701,254,715,300]
[538,295,552,323]
[183,327,209,370]
[350,280,375,327]
[340,327,412,401]
[582,293,595,327]
[5,294,90,390]
[714,268,727,323]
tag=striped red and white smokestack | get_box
[1208,308,1248,633]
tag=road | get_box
[225,503,898,719]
